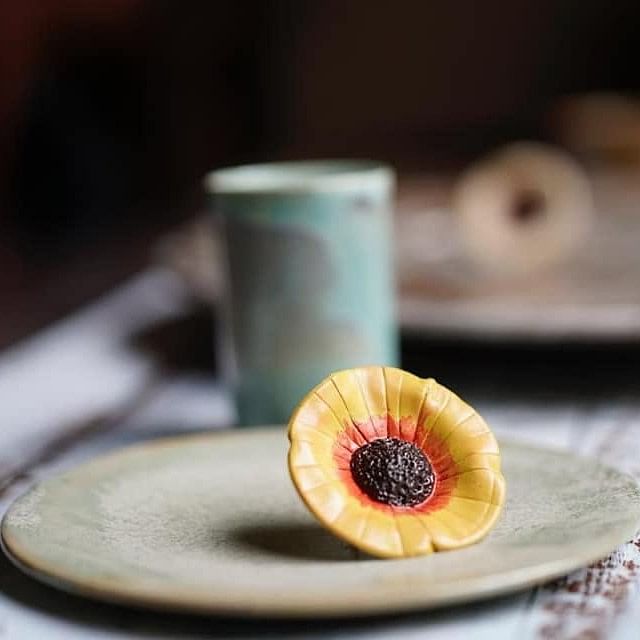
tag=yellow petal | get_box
[416,380,451,442]
[415,380,501,475]
[452,451,501,474]
[312,378,352,429]
[360,509,403,558]
[354,367,388,422]
[329,370,371,425]
[424,388,476,442]
[395,514,434,556]
[445,496,495,523]
[288,438,336,472]
[325,500,419,559]
[290,422,342,451]
[289,464,331,491]
[419,498,502,550]
[451,468,505,505]
[419,510,470,548]
[300,481,348,523]
[382,367,404,428]
[289,394,345,440]
[398,373,430,442]
[331,498,369,541]
[446,429,499,459]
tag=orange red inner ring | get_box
[333,413,459,515]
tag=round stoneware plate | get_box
[3,428,640,618]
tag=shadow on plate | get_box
[231,521,361,562]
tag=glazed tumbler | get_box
[205,160,398,426]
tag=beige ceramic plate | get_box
[3,429,640,618]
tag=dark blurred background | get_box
[2,0,640,348]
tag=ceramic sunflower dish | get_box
[288,366,505,558]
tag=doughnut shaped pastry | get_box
[453,142,593,276]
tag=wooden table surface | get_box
[2,268,640,639]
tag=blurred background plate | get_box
[159,169,640,343]
[396,171,640,341]
[3,428,640,618]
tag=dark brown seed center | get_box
[350,437,435,507]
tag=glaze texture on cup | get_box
[205,161,398,425]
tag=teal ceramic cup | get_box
[205,160,398,426]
